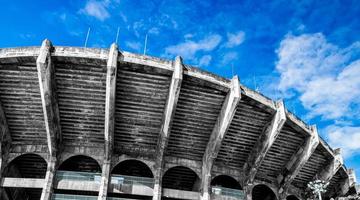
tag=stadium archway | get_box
[211,175,241,189]
[2,153,47,200]
[54,155,101,197]
[162,166,200,192]
[58,155,101,172]
[111,159,153,178]
[252,184,277,200]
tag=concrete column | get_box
[318,148,343,182]
[153,56,183,200]
[200,76,241,200]
[98,160,111,200]
[244,185,252,200]
[243,101,286,185]
[40,156,57,200]
[278,125,319,194]
[98,43,119,200]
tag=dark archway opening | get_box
[3,154,47,200]
[287,195,300,200]
[58,155,101,173]
[211,175,241,190]
[111,159,153,178]
[252,184,277,200]
[162,166,200,192]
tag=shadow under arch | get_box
[252,184,277,200]
[2,153,46,200]
[211,175,242,190]
[58,155,101,173]
[111,159,154,178]
[287,195,300,200]
[162,166,200,192]
[3,153,47,178]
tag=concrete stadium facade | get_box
[0,39,357,200]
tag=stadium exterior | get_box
[0,39,358,200]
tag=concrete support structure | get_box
[98,43,119,200]
[40,157,56,200]
[36,39,61,157]
[0,103,10,200]
[243,101,286,185]
[278,125,320,195]
[153,56,183,200]
[318,148,343,182]
[200,76,241,200]
[37,39,61,200]
[338,169,356,196]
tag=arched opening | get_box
[162,166,200,192]
[211,175,242,198]
[2,154,47,200]
[111,159,153,178]
[58,155,101,172]
[252,184,277,200]
[54,155,101,198]
[287,195,300,200]
[108,159,154,198]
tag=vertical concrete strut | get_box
[153,56,183,200]
[37,39,61,158]
[278,125,320,194]
[98,43,119,200]
[37,39,62,200]
[243,100,286,185]
[200,76,241,200]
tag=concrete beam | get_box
[0,101,11,180]
[40,157,56,200]
[339,169,356,196]
[318,148,343,182]
[243,100,286,185]
[153,56,183,200]
[278,125,320,194]
[36,39,61,157]
[1,177,44,188]
[98,43,119,200]
[200,76,241,200]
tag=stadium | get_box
[0,39,358,200]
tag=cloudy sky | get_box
[0,0,359,180]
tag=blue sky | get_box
[0,0,359,180]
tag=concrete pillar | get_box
[243,101,286,185]
[244,185,252,200]
[98,160,111,200]
[278,125,319,194]
[153,56,183,200]
[40,156,57,200]
[200,76,241,200]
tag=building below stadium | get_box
[0,39,358,200]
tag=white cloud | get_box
[164,34,222,60]
[326,125,360,158]
[199,55,212,66]
[275,33,360,119]
[126,41,142,51]
[225,31,245,48]
[80,0,110,21]
[221,52,238,65]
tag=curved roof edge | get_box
[0,45,347,172]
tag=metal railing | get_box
[56,171,101,182]
[52,194,97,200]
[211,186,245,199]
[111,174,154,188]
